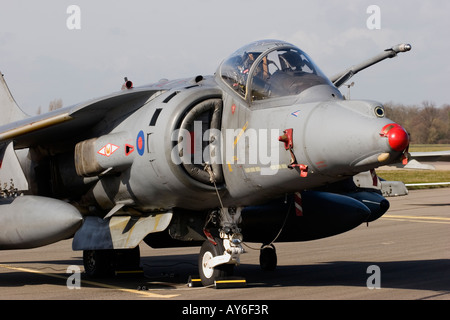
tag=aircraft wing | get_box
[0,87,162,149]
[382,150,450,170]
[409,151,450,162]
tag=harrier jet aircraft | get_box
[0,40,411,286]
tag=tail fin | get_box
[0,72,28,126]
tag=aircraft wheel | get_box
[115,246,140,271]
[83,250,115,277]
[260,244,277,271]
[198,238,234,286]
[83,248,140,277]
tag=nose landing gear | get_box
[198,237,236,286]
[198,207,245,287]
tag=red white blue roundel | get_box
[136,130,145,156]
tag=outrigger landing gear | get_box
[198,207,245,287]
[259,244,277,271]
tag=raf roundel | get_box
[136,130,145,156]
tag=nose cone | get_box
[381,123,409,152]
[302,100,409,175]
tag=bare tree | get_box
[385,101,450,144]
[48,98,63,112]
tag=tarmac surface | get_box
[0,188,449,302]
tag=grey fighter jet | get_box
[0,40,411,286]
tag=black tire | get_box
[83,247,140,277]
[115,247,141,271]
[198,238,234,286]
[260,244,277,271]
[83,250,115,277]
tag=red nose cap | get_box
[381,124,410,152]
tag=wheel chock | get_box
[187,275,203,287]
[214,276,247,289]
[114,269,144,276]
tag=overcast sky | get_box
[0,0,448,114]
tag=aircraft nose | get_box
[380,123,409,152]
[302,100,410,175]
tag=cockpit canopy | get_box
[219,40,333,102]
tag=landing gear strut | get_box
[198,207,245,286]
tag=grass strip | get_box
[377,170,450,190]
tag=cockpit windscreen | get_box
[219,40,333,102]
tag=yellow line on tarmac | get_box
[0,264,178,299]
[382,215,450,224]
